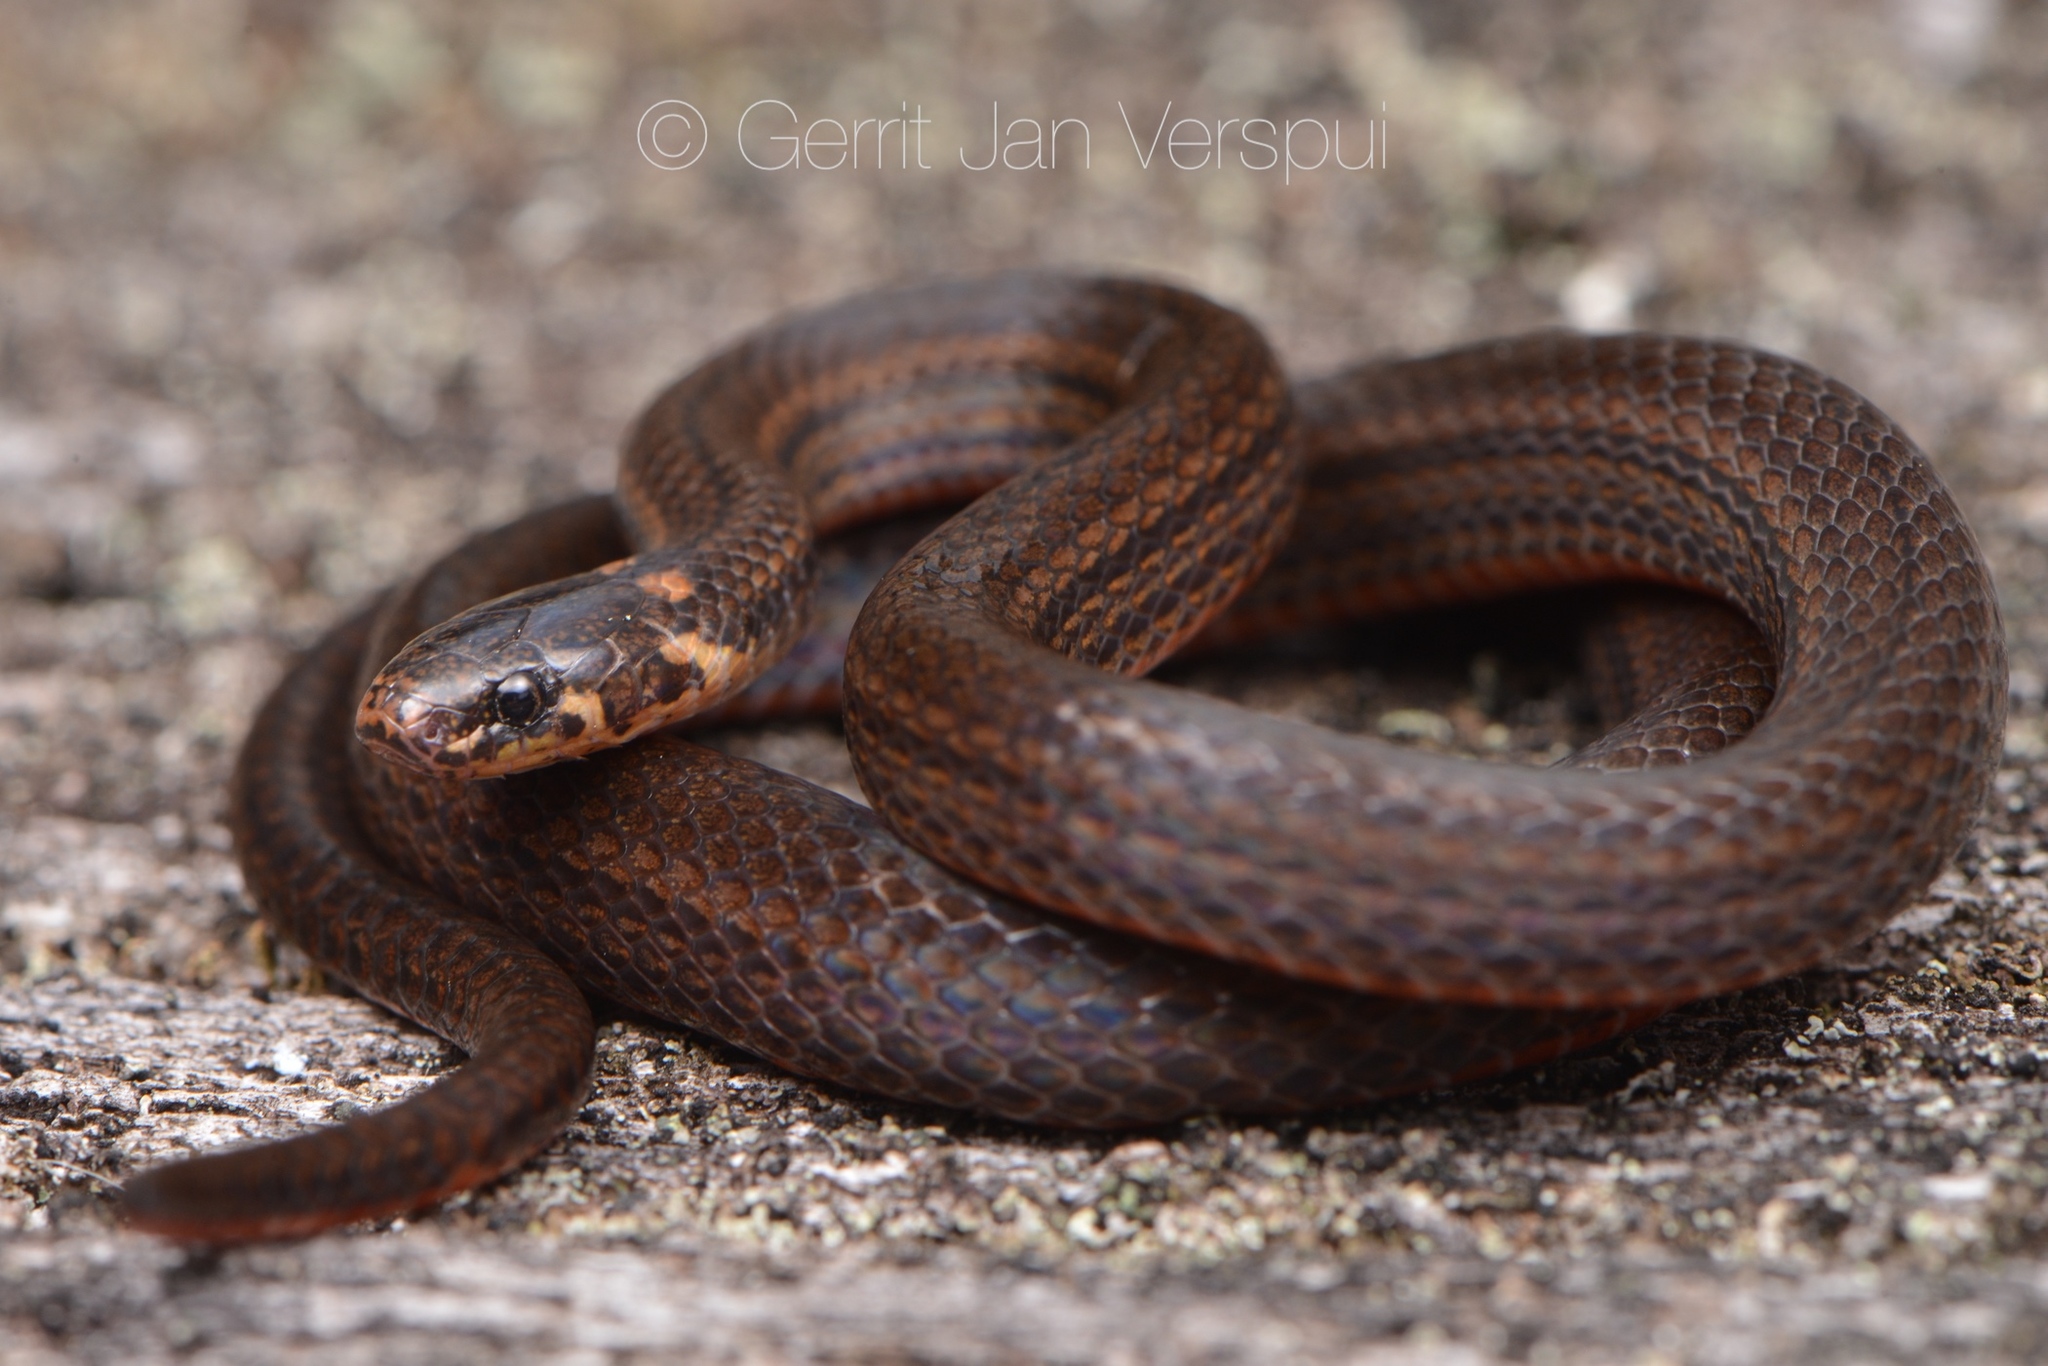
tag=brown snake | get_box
[122,275,2006,1242]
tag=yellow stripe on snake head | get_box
[635,568,696,600]
[658,629,749,703]
[555,687,613,741]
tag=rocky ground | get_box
[7,1,2048,1361]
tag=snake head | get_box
[355,655,580,778]
[354,576,655,778]
[355,551,791,778]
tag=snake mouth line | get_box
[352,689,581,778]
[355,677,729,778]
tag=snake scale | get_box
[122,275,2005,1242]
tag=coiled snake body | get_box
[124,276,2005,1242]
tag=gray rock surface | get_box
[6,1,2048,1360]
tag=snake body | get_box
[122,276,2005,1242]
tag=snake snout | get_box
[355,658,599,777]
[353,681,481,773]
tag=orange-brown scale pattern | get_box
[124,283,2003,1244]
[848,334,2005,1010]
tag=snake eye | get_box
[490,672,544,728]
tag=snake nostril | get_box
[491,672,544,728]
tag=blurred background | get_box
[9,3,2048,1358]
[3,0,2042,650]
